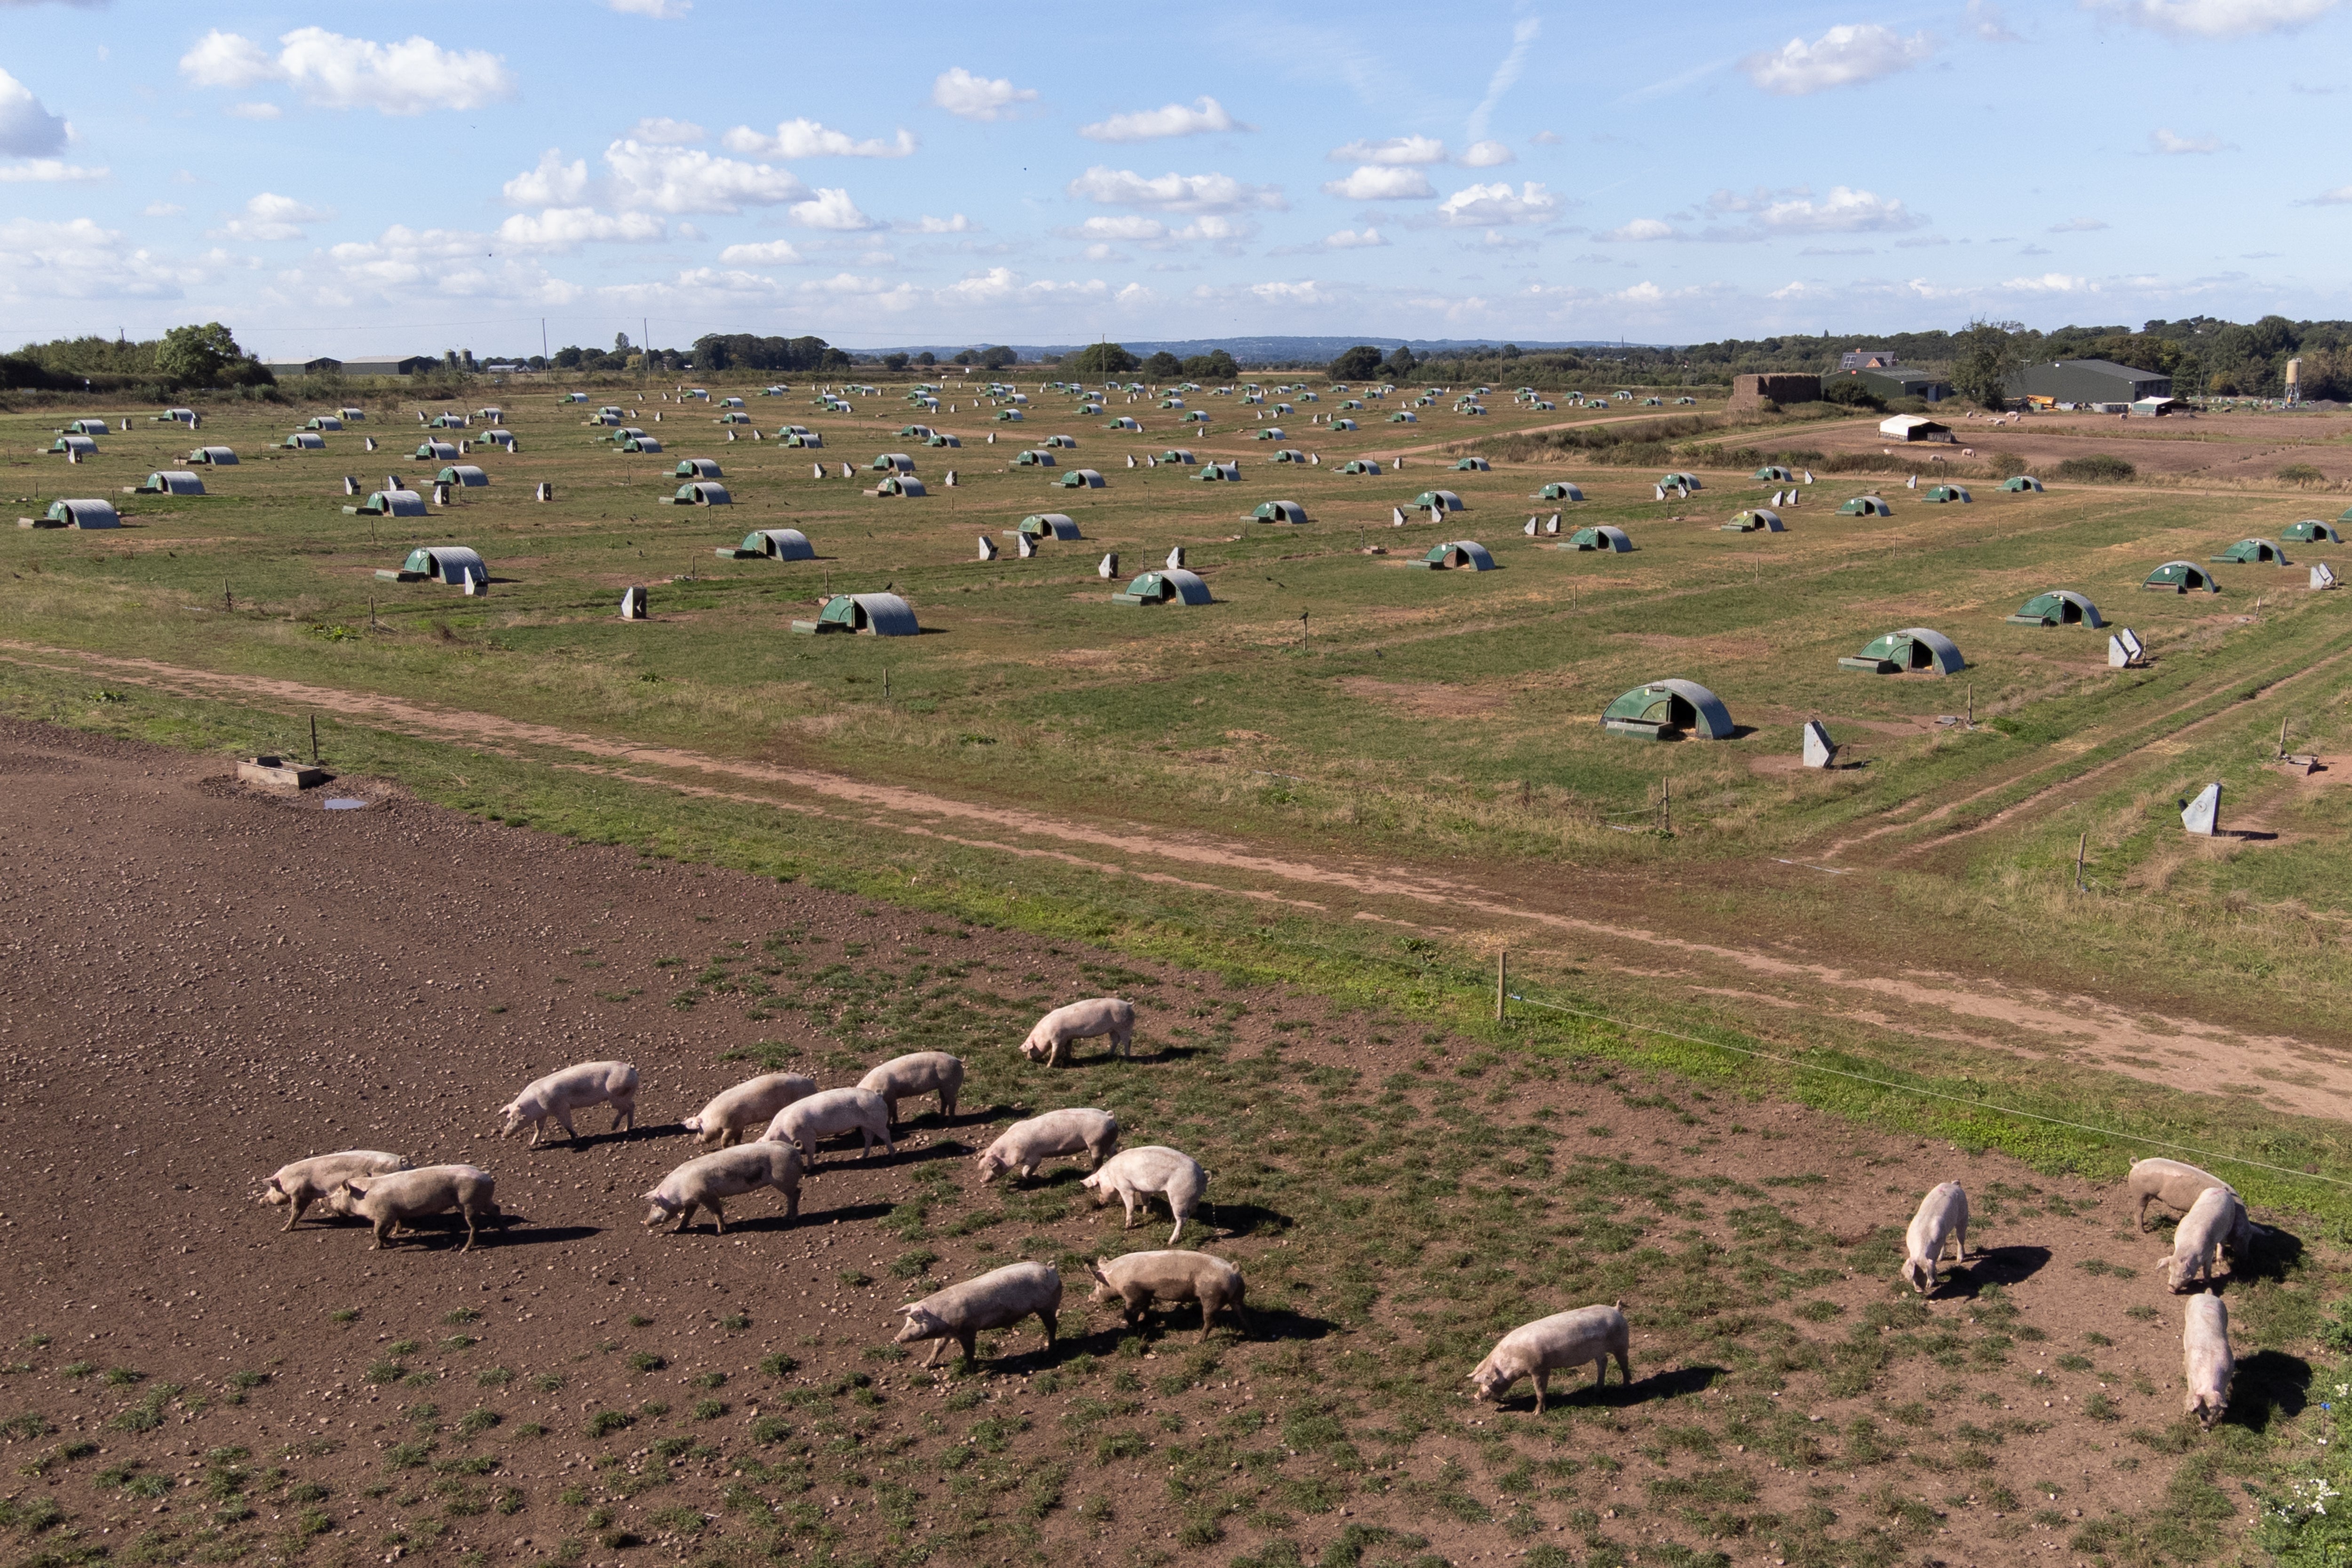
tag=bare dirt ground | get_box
[0,717,2330,1568]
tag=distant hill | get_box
[845,336,1657,365]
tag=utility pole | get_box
[540,318,547,363]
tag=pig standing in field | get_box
[330,1164,501,1253]
[497,1060,640,1147]
[2130,1157,2259,1260]
[260,1150,410,1231]
[858,1052,965,1127]
[684,1073,816,1149]
[762,1086,895,1166]
[2161,1183,2245,1293]
[1020,998,1135,1067]
[1081,1145,1207,1244]
[1900,1181,1971,1297]
[1088,1251,1248,1340]
[2183,1293,2234,1430]
[642,1141,802,1234]
[892,1261,1062,1367]
[2129,1158,2228,1232]
[975,1107,1120,1183]
[1468,1303,1633,1413]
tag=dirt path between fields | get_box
[9,639,2352,1117]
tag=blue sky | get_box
[2,0,2348,356]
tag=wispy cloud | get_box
[2150,127,2228,153]
[2084,0,2340,37]
[1467,16,1541,141]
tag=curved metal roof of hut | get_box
[877,475,928,496]
[1411,489,1466,510]
[2144,560,2219,592]
[140,470,205,495]
[190,446,238,464]
[1838,495,1891,516]
[836,592,919,635]
[1534,481,1583,501]
[622,436,664,453]
[1113,569,1213,605]
[2002,475,2044,492]
[401,545,485,583]
[1453,456,1490,471]
[45,498,119,528]
[1419,540,1497,571]
[1604,680,1734,740]
[1252,500,1309,524]
[281,432,326,449]
[415,441,458,460]
[2008,590,2102,627]
[1058,468,1105,488]
[1844,628,1965,675]
[1018,513,1081,540]
[1723,508,1784,532]
[437,464,489,487]
[2212,537,2289,565]
[675,458,723,479]
[742,528,813,561]
[2284,518,2342,542]
[351,489,426,517]
[1564,525,1633,553]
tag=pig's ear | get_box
[264,1176,284,1194]
[344,1182,369,1200]
[893,1304,919,1317]
[1086,1261,1110,1283]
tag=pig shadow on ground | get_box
[1196,1201,1293,1240]
[2231,1349,2311,1433]
[1945,1244,2051,1296]
[2231,1226,2303,1286]
[532,1121,672,1153]
[1495,1362,1724,1415]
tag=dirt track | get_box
[0,717,2312,1567]
[10,640,2352,1123]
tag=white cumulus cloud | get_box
[716,238,806,265]
[504,149,589,206]
[1079,96,1246,142]
[1323,226,1388,248]
[1434,180,1558,226]
[2086,0,2338,33]
[1742,24,1933,95]
[1458,140,1515,167]
[604,140,807,214]
[0,158,104,183]
[0,67,69,156]
[2307,184,2352,204]
[178,27,516,114]
[0,216,189,303]
[1321,165,1434,200]
[628,117,704,145]
[209,191,334,241]
[932,66,1037,121]
[495,207,665,252]
[1754,185,1923,233]
[1327,135,1448,165]
[1066,165,1286,213]
[722,118,916,158]
[900,213,974,233]
[789,186,880,231]
[1602,217,1678,242]
[2151,127,2225,152]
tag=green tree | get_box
[1180,349,1238,381]
[1065,341,1139,374]
[1378,344,1417,379]
[1328,344,1383,380]
[154,322,246,388]
[978,344,1018,371]
[1143,350,1183,379]
[1949,318,2025,409]
[914,350,937,367]
[882,352,911,372]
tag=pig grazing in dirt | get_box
[2183,1294,2234,1430]
[684,1073,816,1149]
[498,1060,640,1147]
[261,1150,410,1231]
[331,1165,501,1254]
[1020,998,1135,1067]
[1900,1182,1970,1297]
[1088,1251,1247,1340]
[1081,1145,1207,1245]
[642,1142,802,1234]
[2130,1158,2229,1231]
[858,1052,964,1126]
[762,1086,895,1166]
[1468,1303,1632,1413]
[892,1261,1062,1367]
[975,1107,1120,1184]
[2162,1183,2244,1293]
